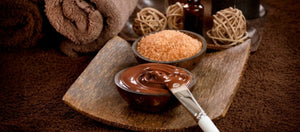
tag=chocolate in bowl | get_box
[114,63,196,112]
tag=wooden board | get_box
[63,36,251,131]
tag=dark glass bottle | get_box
[212,0,260,19]
[183,0,204,35]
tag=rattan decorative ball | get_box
[133,7,167,36]
[207,7,248,48]
[166,2,184,30]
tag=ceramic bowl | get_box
[114,64,196,112]
[132,30,207,70]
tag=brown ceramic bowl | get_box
[114,64,196,112]
[132,30,207,70]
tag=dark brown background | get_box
[0,0,299,131]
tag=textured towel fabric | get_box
[45,0,138,57]
[0,0,299,131]
[0,0,44,48]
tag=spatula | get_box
[169,83,219,132]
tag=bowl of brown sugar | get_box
[132,30,207,70]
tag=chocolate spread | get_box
[118,63,192,94]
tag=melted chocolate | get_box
[118,63,192,94]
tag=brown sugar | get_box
[137,30,202,61]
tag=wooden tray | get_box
[63,36,251,131]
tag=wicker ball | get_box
[207,7,248,47]
[166,2,184,30]
[133,7,167,36]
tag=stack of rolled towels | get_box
[0,0,138,57]
[45,0,138,56]
[0,0,44,48]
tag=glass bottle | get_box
[183,0,204,35]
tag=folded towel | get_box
[0,0,44,48]
[45,0,138,57]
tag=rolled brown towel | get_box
[45,0,138,57]
[0,0,44,48]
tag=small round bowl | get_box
[132,30,207,70]
[114,64,196,112]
